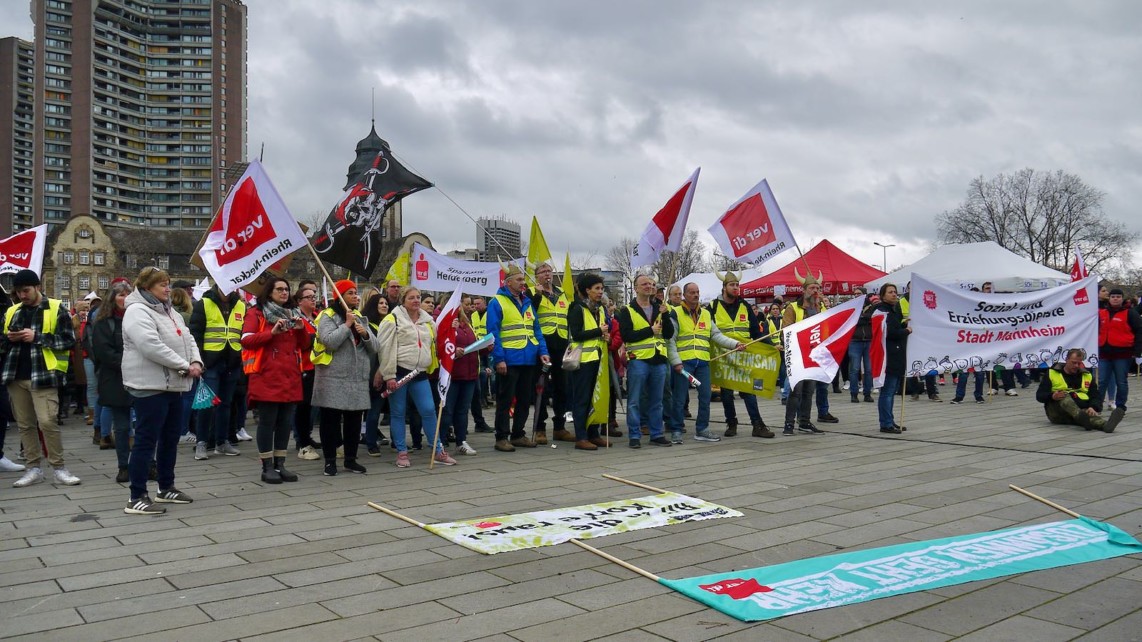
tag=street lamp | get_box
[873,242,896,272]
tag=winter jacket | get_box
[487,285,548,367]
[378,305,435,381]
[121,289,202,393]
[451,323,479,381]
[240,306,307,404]
[877,301,909,376]
[91,312,132,408]
[311,303,376,411]
[188,288,244,369]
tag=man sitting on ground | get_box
[1036,348,1125,433]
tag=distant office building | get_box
[476,216,520,262]
[0,0,247,237]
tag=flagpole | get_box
[707,328,781,362]
[428,402,445,470]
[568,539,660,582]
[1008,485,1081,518]
[306,240,345,300]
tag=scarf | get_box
[262,300,301,326]
[139,289,171,312]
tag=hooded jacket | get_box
[121,289,201,393]
[378,304,435,381]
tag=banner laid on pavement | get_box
[907,274,1099,373]
[424,492,743,554]
[710,342,781,399]
[661,517,1142,622]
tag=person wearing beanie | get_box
[1098,287,1142,415]
[1,269,81,487]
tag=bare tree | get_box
[604,237,638,295]
[936,169,1137,274]
[648,230,710,285]
[708,251,749,274]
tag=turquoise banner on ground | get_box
[660,517,1142,622]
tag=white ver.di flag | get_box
[907,274,1099,375]
[707,179,796,269]
[784,296,866,387]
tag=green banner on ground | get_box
[661,517,1142,621]
[425,492,742,554]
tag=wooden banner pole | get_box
[366,502,427,528]
[569,539,661,582]
[428,402,445,470]
[708,327,781,363]
[602,474,668,494]
[1008,485,1082,518]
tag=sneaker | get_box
[323,462,337,476]
[976,398,986,404]
[474,424,494,433]
[928,394,943,402]
[649,437,672,447]
[214,443,240,456]
[236,428,253,441]
[694,431,721,442]
[843,381,850,390]
[433,450,457,466]
[628,439,641,449]
[178,434,196,445]
[367,446,382,457]
[124,495,166,515]
[1005,389,1018,397]
[155,488,193,504]
[851,395,860,403]
[798,423,824,434]
[510,436,537,448]
[297,445,321,460]
[457,441,478,456]
[53,468,81,486]
[1104,407,1126,434]
[378,433,390,446]
[670,433,684,445]
[949,398,963,405]
[818,413,839,424]
[395,452,411,468]
[13,467,43,488]
[0,455,25,472]
[864,394,874,402]
[116,468,129,483]
[343,460,367,474]
[782,425,795,436]
[194,442,209,460]
[880,426,902,434]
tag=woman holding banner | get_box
[378,286,457,469]
[876,283,910,434]
[566,273,610,451]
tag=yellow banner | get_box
[710,342,781,399]
[589,349,610,424]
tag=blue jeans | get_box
[441,379,476,445]
[198,361,239,448]
[627,360,667,439]
[179,381,196,436]
[101,405,132,469]
[129,392,183,499]
[955,371,985,401]
[848,340,872,396]
[879,374,900,428]
[390,377,442,454]
[672,359,711,435]
[364,393,385,450]
[1100,358,1130,410]
[84,358,103,435]
[816,382,830,415]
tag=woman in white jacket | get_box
[377,286,456,469]
[121,267,203,515]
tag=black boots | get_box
[274,456,298,482]
[261,458,282,484]
[724,418,738,437]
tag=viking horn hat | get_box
[716,270,742,284]
[794,266,824,286]
[499,260,524,277]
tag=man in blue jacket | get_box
[487,265,550,451]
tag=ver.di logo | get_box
[474,521,502,529]
[699,577,773,599]
[923,289,937,310]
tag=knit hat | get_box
[12,269,39,288]
[334,279,357,298]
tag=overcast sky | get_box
[6,1,1141,274]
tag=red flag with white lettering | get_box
[435,291,464,400]
[783,296,866,387]
[707,179,796,268]
[198,161,308,294]
[1069,248,1088,282]
[632,168,700,269]
[0,225,47,276]
[869,309,887,388]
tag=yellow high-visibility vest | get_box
[1048,368,1091,401]
[673,304,712,362]
[623,304,666,360]
[309,308,341,366]
[470,310,487,339]
[571,304,606,363]
[202,298,245,352]
[4,298,69,373]
[494,294,539,350]
[712,300,750,342]
[536,292,569,340]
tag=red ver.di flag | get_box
[631,168,700,269]
[869,309,888,388]
[198,161,308,294]
[707,179,796,269]
[907,273,1099,374]
[783,295,866,387]
[434,292,464,400]
[0,225,47,275]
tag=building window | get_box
[126,255,137,269]
[78,276,90,291]
[63,251,74,264]
[79,251,90,265]
[157,256,169,269]
[98,275,109,290]
[94,252,105,266]
[78,226,92,238]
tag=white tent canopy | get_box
[865,241,1071,293]
[672,267,768,302]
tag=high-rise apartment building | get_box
[0,37,36,236]
[0,0,247,237]
[476,215,520,262]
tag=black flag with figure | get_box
[310,147,432,276]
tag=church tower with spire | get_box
[344,121,402,242]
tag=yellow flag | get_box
[562,252,574,303]
[588,347,611,425]
[527,216,553,283]
[384,250,410,285]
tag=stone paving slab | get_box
[1,389,1141,640]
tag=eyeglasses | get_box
[298,294,316,300]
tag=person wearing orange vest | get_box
[188,285,246,460]
[2,269,79,488]
[1098,288,1142,413]
[240,278,309,484]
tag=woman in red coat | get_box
[240,278,308,483]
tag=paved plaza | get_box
[2,385,1141,641]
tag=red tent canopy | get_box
[740,240,886,298]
